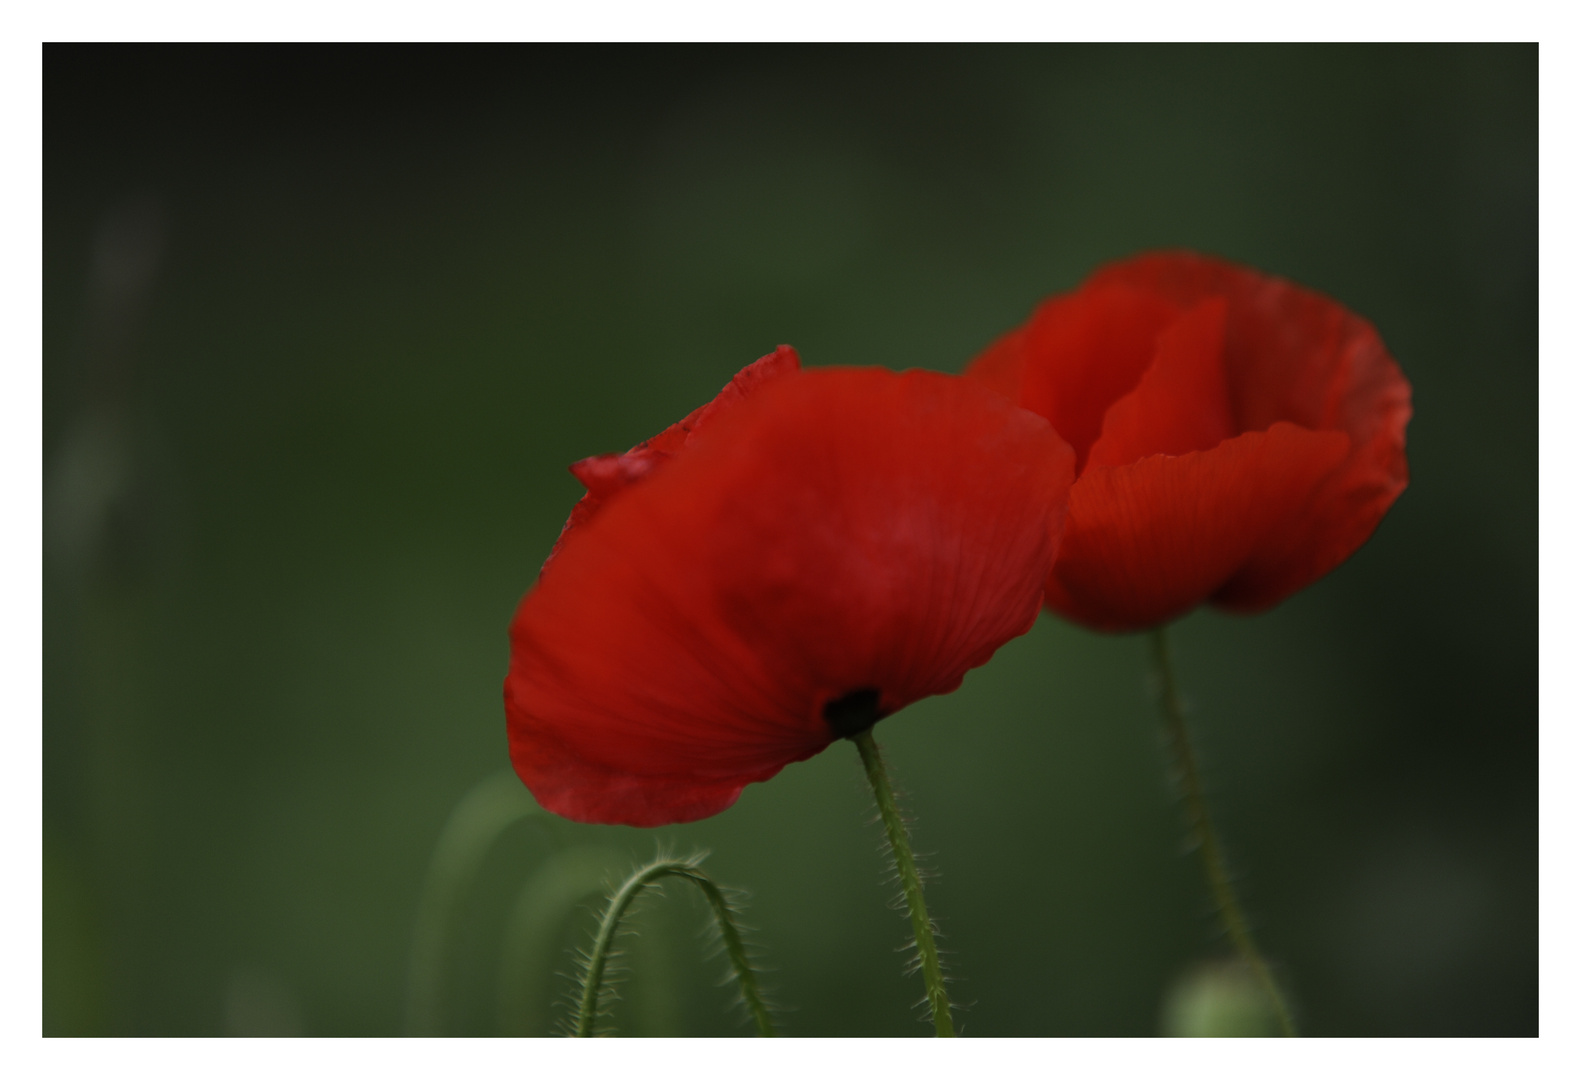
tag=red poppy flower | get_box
[506,347,1075,826]
[967,252,1411,633]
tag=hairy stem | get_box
[572,855,775,1038]
[1150,627,1297,1037]
[851,729,956,1037]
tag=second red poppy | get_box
[968,252,1412,633]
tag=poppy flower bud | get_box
[967,252,1411,633]
[506,348,1076,826]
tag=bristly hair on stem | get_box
[566,852,777,1037]
[850,729,957,1037]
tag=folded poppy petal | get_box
[507,364,1075,826]
[1016,281,1184,472]
[1085,298,1236,470]
[1083,252,1409,446]
[1047,423,1351,632]
[1205,275,1412,612]
[1212,396,1410,613]
[968,251,1411,631]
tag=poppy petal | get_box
[964,325,1026,400]
[1047,422,1351,632]
[1086,298,1236,471]
[1213,397,1410,612]
[1084,251,1408,443]
[1012,281,1186,473]
[507,367,1074,825]
[1206,278,1411,610]
[542,345,802,572]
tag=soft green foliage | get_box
[496,846,625,1036]
[404,771,544,1036]
[403,772,631,1037]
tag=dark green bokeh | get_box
[44,45,1535,1036]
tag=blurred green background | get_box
[44,45,1535,1036]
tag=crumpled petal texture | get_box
[506,360,1075,826]
[967,251,1411,632]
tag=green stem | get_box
[851,729,956,1038]
[1149,627,1297,1037]
[572,855,775,1038]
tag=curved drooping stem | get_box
[1149,627,1297,1037]
[851,729,957,1037]
[571,855,776,1037]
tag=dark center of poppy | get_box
[823,688,887,739]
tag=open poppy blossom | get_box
[505,347,1075,826]
[967,252,1411,633]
